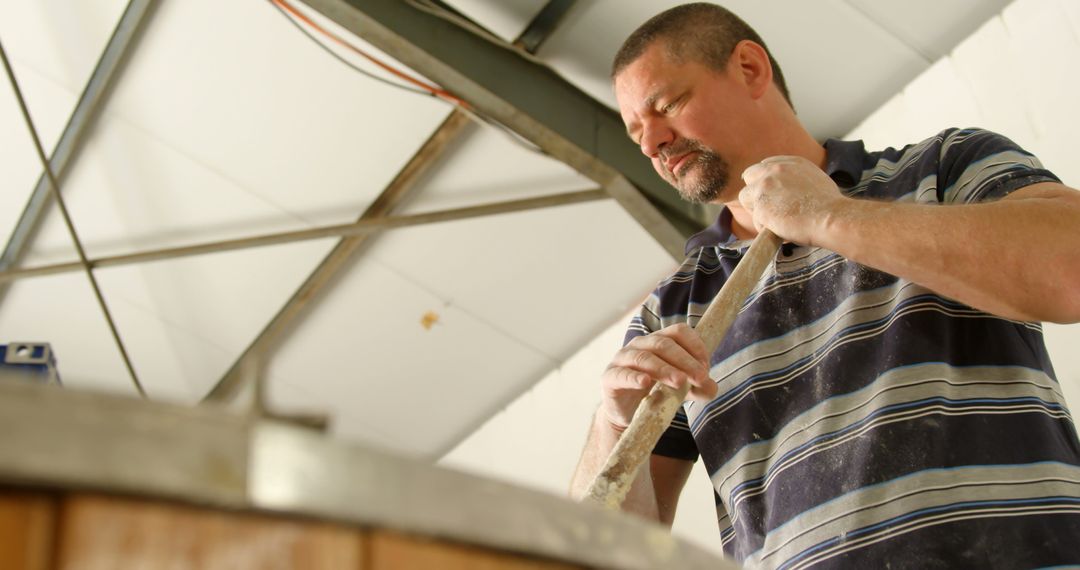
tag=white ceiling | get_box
[0,0,1010,458]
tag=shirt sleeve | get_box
[937,128,1061,204]
[653,406,700,462]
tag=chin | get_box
[678,180,724,204]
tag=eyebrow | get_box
[624,91,663,140]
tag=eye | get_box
[660,97,681,114]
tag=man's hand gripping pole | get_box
[584,230,784,508]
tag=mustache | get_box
[659,139,710,164]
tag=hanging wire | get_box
[268,0,548,156]
[0,38,147,398]
[268,0,467,106]
[266,0,433,99]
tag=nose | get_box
[639,119,674,158]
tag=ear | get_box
[730,40,773,100]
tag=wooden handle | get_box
[584,229,784,508]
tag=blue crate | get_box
[0,342,60,385]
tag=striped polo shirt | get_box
[632,128,1080,568]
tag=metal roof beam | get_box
[517,0,576,53]
[201,109,471,403]
[296,0,706,259]
[0,0,159,305]
[201,0,614,404]
[0,186,609,286]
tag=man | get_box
[570,3,1080,568]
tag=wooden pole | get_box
[584,230,784,508]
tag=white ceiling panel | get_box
[102,0,452,227]
[442,0,548,42]
[843,0,1012,62]
[0,0,127,93]
[0,68,46,246]
[89,291,236,403]
[267,255,556,457]
[399,120,595,213]
[534,1,658,113]
[22,110,315,265]
[0,60,73,247]
[92,238,340,398]
[368,199,675,361]
[727,0,928,140]
[539,0,929,140]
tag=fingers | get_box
[738,186,766,234]
[603,364,656,394]
[740,155,821,239]
[659,322,710,370]
[745,155,799,174]
[742,155,791,185]
[741,160,780,234]
[628,326,707,375]
[607,324,712,394]
[600,324,719,428]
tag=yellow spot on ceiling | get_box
[420,311,440,331]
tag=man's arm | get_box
[569,412,694,524]
[740,158,1080,323]
[569,323,714,523]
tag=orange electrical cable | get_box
[271,0,470,108]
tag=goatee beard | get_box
[661,139,729,204]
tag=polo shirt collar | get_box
[823,138,866,188]
[683,139,867,255]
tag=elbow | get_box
[1026,278,1080,324]
[992,294,1080,325]
[1015,253,1080,324]
[1045,292,1080,324]
[1050,266,1080,323]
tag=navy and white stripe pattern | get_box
[631,129,1080,568]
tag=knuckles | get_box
[650,335,677,353]
[630,348,653,368]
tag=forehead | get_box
[614,46,683,104]
[615,51,718,124]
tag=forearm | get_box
[817,184,1080,323]
[569,410,661,521]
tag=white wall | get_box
[441,0,1080,558]
[845,0,1080,409]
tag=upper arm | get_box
[999,181,1080,322]
[650,454,695,527]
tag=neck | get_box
[728,210,757,240]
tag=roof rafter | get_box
[201,0,623,405]
[0,0,160,306]
[296,0,707,254]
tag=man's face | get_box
[614,43,751,205]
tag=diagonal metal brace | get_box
[297,0,707,258]
[0,0,160,307]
